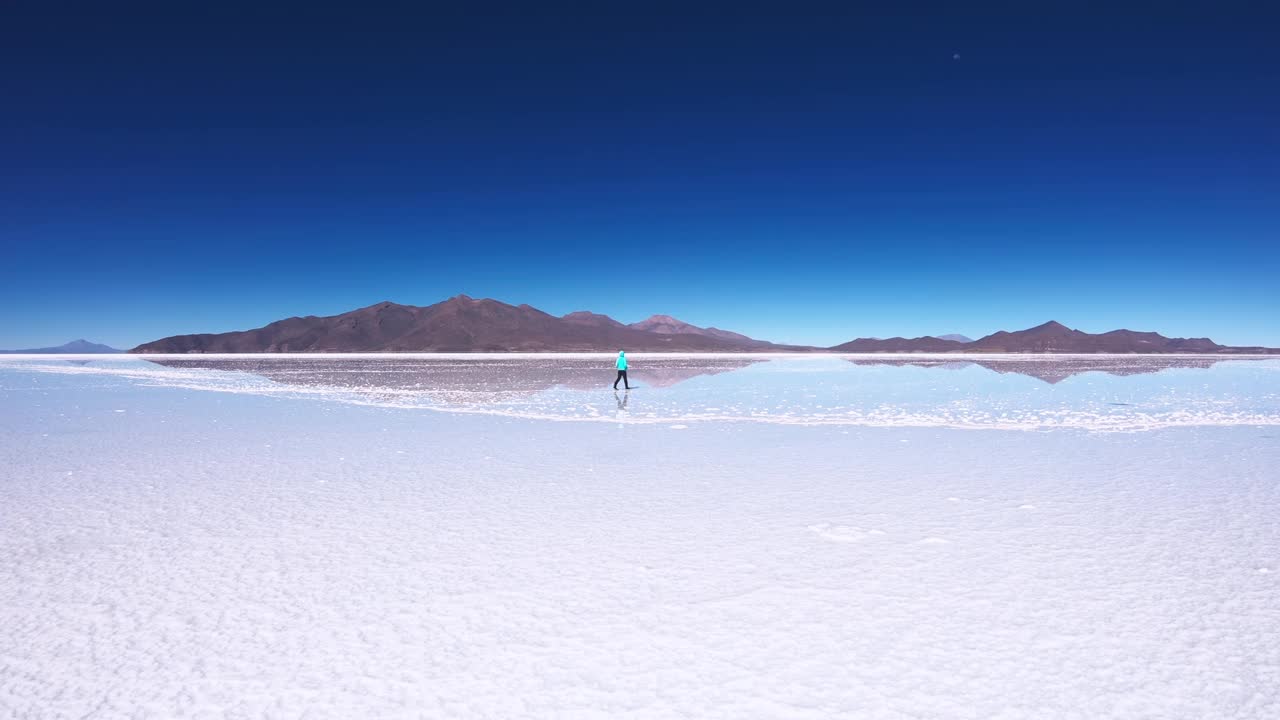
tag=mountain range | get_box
[833,321,1274,354]
[0,339,121,354]
[131,296,807,353]
[127,296,1277,354]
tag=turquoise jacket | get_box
[616,352,627,370]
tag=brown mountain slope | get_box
[131,296,797,353]
[628,314,763,345]
[134,305,1278,354]
[561,311,627,329]
[829,336,965,352]
[829,321,1277,354]
[962,321,1228,353]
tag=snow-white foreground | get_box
[1,356,1278,718]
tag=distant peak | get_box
[356,300,404,311]
[4,338,122,353]
[631,314,692,328]
[1029,320,1070,331]
[450,293,475,302]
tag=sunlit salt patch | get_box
[809,524,886,542]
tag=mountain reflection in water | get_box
[134,355,1275,404]
[843,356,1259,384]
[144,356,768,403]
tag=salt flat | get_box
[2,355,1278,718]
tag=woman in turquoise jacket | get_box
[613,350,631,390]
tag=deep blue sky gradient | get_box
[2,2,1277,348]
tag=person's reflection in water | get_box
[614,389,629,412]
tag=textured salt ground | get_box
[2,371,1279,718]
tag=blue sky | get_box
[2,2,1277,349]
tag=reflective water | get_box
[3,354,1278,431]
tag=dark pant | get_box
[613,370,629,389]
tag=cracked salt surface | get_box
[2,355,1279,718]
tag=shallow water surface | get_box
[3,353,1278,431]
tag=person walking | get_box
[613,350,631,390]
